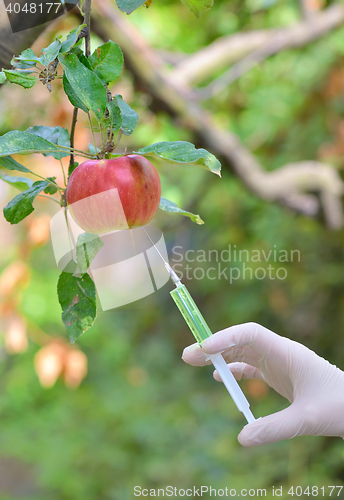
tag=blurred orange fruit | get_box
[34,340,87,389]
[5,315,28,354]
[27,213,52,247]
[34,341,65,388]
[64,349,88,388]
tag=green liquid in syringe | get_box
[170,283,212,345]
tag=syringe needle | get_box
[141,226,166,264]
[141,226,180,283]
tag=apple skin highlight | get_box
[66,155,161,234]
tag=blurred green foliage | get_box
[1,0,344,497]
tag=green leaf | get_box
[3,180,49,224]
[88,144,101,156]
[25,125,70,159]
[113,95,138,136]
[76,51,93,71]
[102,101,122,131]
[159,197,204,224]
[135,141,221,176]
[57,264,97,343]
[0,131,60,157]
[60,25,86,54]
[88,41,124,84]
[11,48,41,69]
[181,0,213,17]
[109,103,122,130]
[76,233,104,274]
[0,72,6,84]
[3,70,36,89]
[44,185,58,195]
[0,175,34,191]
[44,177,58,194]
[69,47,93,71]
[63,74,88,113]
[68,162,79,177]
[0,156,32,173]
[40,39,61,67]
[59,53,107,121]
[115,0,147,14]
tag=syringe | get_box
[142,227,255,425]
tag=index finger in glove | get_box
[182,322,278,366]
[201,322,289,364]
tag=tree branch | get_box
[69,107,78,168]
[91,0,344,229]
[69,0,92,168]
[173,30,276,87]
[172,3,344,91]
[83,0,92,58]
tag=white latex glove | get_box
[182,322,344,447]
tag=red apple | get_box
[66,155,161,234]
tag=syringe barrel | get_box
[170,283,256,424]
[170,284,212,344]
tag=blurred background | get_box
[1,0,344,498]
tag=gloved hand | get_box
[182,322,344,447]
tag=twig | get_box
[84,0,92,58]
[37,194,61,204]
[69,0,92,169]
[69,107,79,168]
